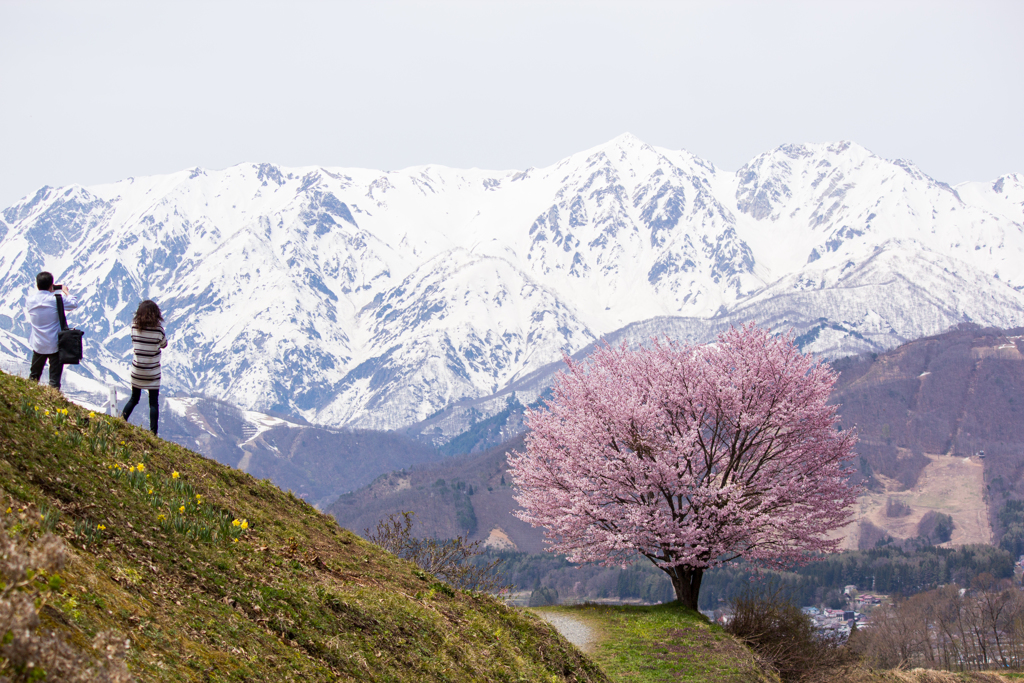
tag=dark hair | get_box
[36,272,53,291]
[132,300,164,330]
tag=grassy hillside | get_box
[533,605,778,683]
[533,604,1020,683]
[0,369,606,682]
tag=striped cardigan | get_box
[130,326,168,389]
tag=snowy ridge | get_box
[1,135,1023,433]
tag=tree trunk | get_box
[666,566,704,611]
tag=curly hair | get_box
[132,300,164,330]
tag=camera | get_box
[53,284,64,290]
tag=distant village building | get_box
[855,594,883,608]
[805,595,886,636]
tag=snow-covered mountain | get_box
[1,135,1022,433]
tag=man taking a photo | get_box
[25,271,80,391]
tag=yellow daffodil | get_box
[44,410,50,416]
[179,506,185,513]
[97,524,106,531]
[240,520,248,530]
[232,519,241,527]
[232,538,238,543]
[172,471,180,479]
[34,405,39,411]
[121,441,125,445]
[88,411,95,418]
[4,507,10,514]
[147,488,154,495]
[137,463,145,472]
[157,514,166,522]
[129,466,136,473]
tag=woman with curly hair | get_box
[121,300,168,435]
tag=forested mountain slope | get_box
[832,324,1024,548]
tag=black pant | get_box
[122,387,160,435]
[29,351,63,390]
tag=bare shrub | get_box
[918,511,954,544]
[886,497,913,518]
[857,519,892,550]
[0,506,131,682]
[527,587,558,607]
[850,582,1024,672]
[366,511,508,594]
[849,592,930,669]
[726,588,851,682]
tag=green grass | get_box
[0,371,607,682]
[532,603,778,683]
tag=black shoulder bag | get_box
[55,294,84,365]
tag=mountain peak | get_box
[590,132,653,157]
[760,140,873,162]
[1,138,1023,434]
[609,131,644,145]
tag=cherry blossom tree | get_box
[508,323,858,610]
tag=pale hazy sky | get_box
[1,0,1021,209]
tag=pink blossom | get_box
[508,323,859,610]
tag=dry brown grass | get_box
[823,666,1016,682]
[840,451,991,550]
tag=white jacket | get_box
[25,289,80,354]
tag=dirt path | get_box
[533,610,599,653]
